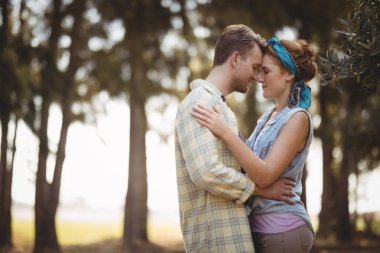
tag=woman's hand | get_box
[192,103,230,138]
[253,178,296,205]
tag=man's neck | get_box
[205,66,232,98]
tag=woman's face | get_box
[259,54,292,100]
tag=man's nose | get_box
[252,72,260,82]
[258,72,264,82]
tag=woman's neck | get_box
[274,99,288,113]
[275,83,292,112]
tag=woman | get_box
[192,37,317,253]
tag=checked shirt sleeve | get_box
[176,92,255,204]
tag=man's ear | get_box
[230,51,240,67]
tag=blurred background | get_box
[0,0,379,252]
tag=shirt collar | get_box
[190,79,226,103]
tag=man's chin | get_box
[236,83,252,93]
[246,82,255,92]
[236,85,248,93]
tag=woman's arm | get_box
[192,104,309,188]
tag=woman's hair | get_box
[266,39,318,82]
[213,24,267,67]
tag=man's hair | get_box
[213,24,267,67]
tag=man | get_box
[175,24,295,253]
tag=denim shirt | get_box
[246,106,314,232]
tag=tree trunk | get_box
[0,0,9,56]
[317,86,338,239]
[35,91,72,253]
[335,84,359,243]
[300,163,307,210]
[0,0,16,249]
[0,112,12,249]
[34,0,62,252]
[34,94,61,253]
[34,0,83,251]
[317,140,337,237]
[49,0,84,229]
[336,140,352,243]
[123,48,148,250]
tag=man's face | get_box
[232,46,263,93]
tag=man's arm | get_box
[176,94,255,205]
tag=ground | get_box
[5,240,185,253]
[6,240,380,253]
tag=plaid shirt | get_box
[175,79,256,253]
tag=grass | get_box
[12,217,380,253]
[147,220,183,247]
[57,221,123,245]
[13,220,34,248]
[13,219,123,248]
[13,218,183,250]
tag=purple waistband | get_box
[250,213,306,234]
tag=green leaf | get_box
[370,49,380,56]
[336,83,344,94]
[318,55,330,63]
[336,30,356,37]
[336,69,356,78]
[337,18,349,27]
[359,67,369,75]
[357,41,372,50]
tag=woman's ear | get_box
[285,72,295,82]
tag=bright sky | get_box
[12,95,179,213]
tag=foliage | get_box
[319,0,380,93]
[316,0,380,242]
[317,0,380,171]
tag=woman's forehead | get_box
[262,54,279,67]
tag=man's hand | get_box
[253,178,296,205]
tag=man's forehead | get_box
[251,56,263,66]
[247,47,263,64]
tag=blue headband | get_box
[268,37,311,109]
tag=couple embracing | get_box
[175,24,317,253]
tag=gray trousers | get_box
[251,224,314,253]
